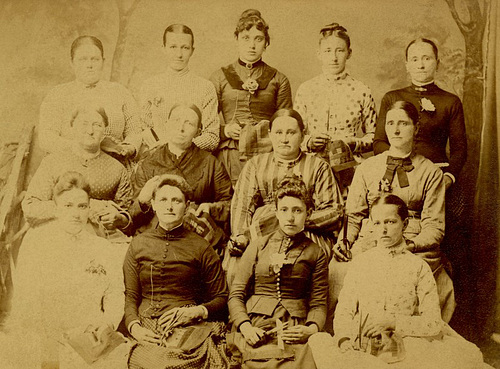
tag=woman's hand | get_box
[195,203,212,217]
[158,306,205,328]
[240,321,265,346]
[228,234,249,256]
[224,122,242,140]
[117,143,136,158]
[282,324,318,344]
[444,176,453,191]
[130,323,160,345]
[98,207,128,229]
[333,239,352,262]
[308,133,330,150]
[338,337,354,353]
[363,316,395,338]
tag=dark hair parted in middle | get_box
[371,194,409,222]
[70,35,104,60]
[319,22,351,50]
[405,38,438,60]
[69,103,109,128]
[235,9,270,46]
[274,175,314,211]
[54,171,91,200]
[269,108,305,132]
[152,174,194,202]
[163,24,195,47]
[168,103,202,130]
[387,100,419,127]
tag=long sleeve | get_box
[395,262,443,337]
[121,88,143,151]
[231,159,260,238]
[333,261,359,340]
[344,164,370,243]
[210,158,233,222]
[294,84,312,152]
[199,245,228,319]
[306,160,344,231]
[22,158,57,226]
[100,243,126,329]
[113,167,133,210]
[354,90,377,153]
[446,98,467,179]
[228,239,259,328]
[410,166,445,251]
[373,92,392,155]
[192,83,220,152]
[306,248,328,330]
[275,74,293,110]
[123,242,141,328]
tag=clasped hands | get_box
[308,133,357,151]
[339,316,396,353]
[239,321,318,347]
[89,199,128,230]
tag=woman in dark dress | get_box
[124,174,229,369]
[210,9,293,185]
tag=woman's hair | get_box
[152,174,194,202]
[387,100,419,127]
[405,38,438,60]
[319,22,351,50]
[163,24,194,47]
[168,103,202,130]
[69,103,109,128]
[53,171,91,200]
[274,175,313,211]
[70,36,104,60]
[234,9,270,47]
[269,108,305,132]
[371,194,409,222]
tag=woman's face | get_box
[276,196,307,237]
[151,185,187,230]
[167,106,200,149]
[73,109,106,153]
[406,42,438,84]
[269,116,303,160]
[237,26,266,63]
[385,108,415,152]
[317,35,350,75]
[71,44,104,85]
[371,203,406,249]
[55,188,90,235]
[163,32,194,72]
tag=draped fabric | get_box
[475,0,500,337]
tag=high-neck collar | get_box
[378,239,407,257]
[277,228,305,243]
[155,223,185,238]
[387,148,412,159]
[238,58,264,69]
[410,82,437,92]
[166,66,190,77]
[71,145,101,162]
[274,152,302,168]
[323,70,348,82]
[76,79,101,89]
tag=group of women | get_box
[0,7,491,369]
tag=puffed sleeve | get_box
[228,239,259,329]
[230,158,260,239]
[192,82,220,152]
[373,92,393,154]
[306,246,328,330]
[395,261,443,337]
[123,240,141,328]
[199,244,228,319]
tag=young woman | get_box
[310,194,490,369]
[228,176,328,369]
[2,172,127,368]
[210,9,293,185]
[39,35,142,160]
[124,174,229,369]
[295,23,376,190]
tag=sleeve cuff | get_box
[200,305,209,320]
[444,172,456,184]
[128,320,141,333]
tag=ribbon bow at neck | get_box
[382,156,414,188]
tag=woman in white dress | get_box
[1,171,128,368]
[309,194,490,369]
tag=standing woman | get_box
[295,23,377,192]
[373,38,468,324]
[39,35,143,162]
[210,9,293,185]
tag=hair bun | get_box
[240,9,262,20]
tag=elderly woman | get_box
[310,195,490,369]
[329,101,453,329]
[39,35,142,161]
[373,38,469,326]
[210,9,293,185]
[1,172,127,368]
[131,103,232,249]
[23,103,133,239]
[228,176,328,369]
[124,174,229,369]
[295,22,377,191]
[230,108,343,266]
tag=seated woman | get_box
[295,22,377,192]
[39,35,142,162]
[124,174,229,369]
[131,103,232,249]
[23,102,133,240]
[230,108,343,267]
[228,176,328,369]
[309,194,490,369]
[329,101,453,329]
[1,171,127,368]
